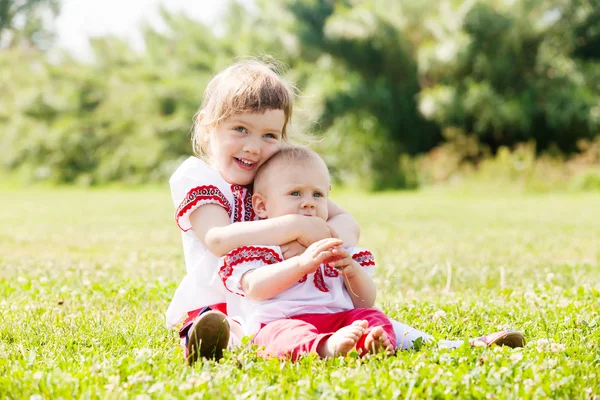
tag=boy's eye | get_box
[290,191,300,196]
[264,133,278,139]
[313,192,323,198]
[234,126,248,133]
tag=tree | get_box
[0,0,60,50]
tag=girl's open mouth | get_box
[234,157,256,171]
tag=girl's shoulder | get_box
[170,157,219,183]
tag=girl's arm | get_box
[327,199,360,247]
[281,200,360,260]
[241,238,343,301]
[190,205,335,257]
[328,247,376,308]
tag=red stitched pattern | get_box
[175,185,231,231]
[244,188,257,221]
[313,268,329,292]
[298,275,307,283]
[323,264,339,278]
[219,246,283,295]
[231,184,244,223]
[352,251,375,267]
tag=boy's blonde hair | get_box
[192,59,296,158]
[254,146,329,194]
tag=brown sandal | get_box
[470,330,526,348]
[186,310,230,365]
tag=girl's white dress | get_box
[166,157,256,328]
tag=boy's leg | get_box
[342,308,396,354]
[252,319,330,361]
[254,315,368,360]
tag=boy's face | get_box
[253,160,330,221]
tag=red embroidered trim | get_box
[298,275,307,283]
[313,268,328,292]
[231,184,244,223]
[175,185,231,231]
[244,188,256,221]
[352,251,375,267]
[323,264,339,278]
[219,246,283,294]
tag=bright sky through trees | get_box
[55,0,232,58]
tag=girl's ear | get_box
[252,193,268,219]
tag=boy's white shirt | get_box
[219,245,375,334]
[166,156,256,329]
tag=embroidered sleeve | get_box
[348,248,375,276]
[174,185,231,231]
[218,246,283,297]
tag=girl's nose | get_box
[243,137,261,155]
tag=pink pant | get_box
[252,308,395,361]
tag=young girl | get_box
[167,59,524,364]
[166,59,361,364]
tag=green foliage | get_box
[0,0,599,188]
[1,188,599,397]
[0,0,60,49]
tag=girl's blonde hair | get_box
[192,59,296,158]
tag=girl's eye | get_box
[313,192,323,198]
[290,191,300,196]
[264,133,278,139]
[234,126,248,133]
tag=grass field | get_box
[0,187,598,399]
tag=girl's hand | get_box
[281,240,307,260]
[298,238,343,274]
[327,247,360,279]
[296,217,338,248]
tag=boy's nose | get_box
[301,200,315,209]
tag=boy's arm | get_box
[342,262,376,308]
[328,247,376,308]
[327,199,360,247]
[241,238,343,301]
[240,257,305,301]
[190,205,335,257]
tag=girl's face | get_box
[208,110,285,186]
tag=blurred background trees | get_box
[0,0,598,189]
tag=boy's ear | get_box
[252,193,268,219]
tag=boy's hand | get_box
[281,240,307,260]
[296,217,338,248]
[298,238,343,274]
[327,247,360,279]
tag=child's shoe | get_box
[186,310,230,365]
[469,330,525,348]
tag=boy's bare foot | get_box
[318,320,368,357]
[362,326,394,355]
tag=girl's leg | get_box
[390,318,435,350]
[390,318,525,349]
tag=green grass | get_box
[1,187,599,399]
